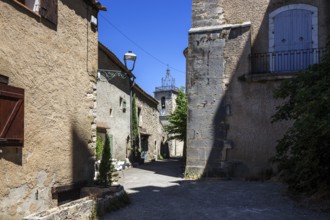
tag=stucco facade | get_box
[97,43,133,161]
[0,0,104,218]
[134,84,163,162]
[186,0,330,178]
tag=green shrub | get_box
[272,39,330,198]
[96,135,103,161]
[98,134,112,186]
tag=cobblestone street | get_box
[102,159,330,220]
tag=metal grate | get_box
[251,48,326,74]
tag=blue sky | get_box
[98,0,192,96]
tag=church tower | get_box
[154,67,178,118]
[154,68,183,157]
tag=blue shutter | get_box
[273,9,313,72]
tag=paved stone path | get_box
[102,158,330,220]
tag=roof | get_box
[87,0,107,11]
[133,83,159,106]
[98,42,135,79]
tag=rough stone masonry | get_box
[185,0,251,177]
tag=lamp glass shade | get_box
[124,51,137,61]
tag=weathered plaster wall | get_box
[0,0,98,218]
[134,87,163,162]
[96,77,131,160]
[222,0,330,52]
[97,47,131,161]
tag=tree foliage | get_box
[272,42,330,198]
[165,88,188,157]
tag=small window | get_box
[138,107,142,125]
[20,0,40,12]
[14,0,58,25]
[109,108,113,117]
[161,97,166,109]
[119,97,123,107]
[120,97,126,113]
[122,100,127,113]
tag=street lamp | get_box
[98,51,137,81]
[124,51,137,72]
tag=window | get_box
[161,97,166,109]
[122,100,127,112]
[160,97,166,116]
[119,97,123,107]
[0,84,24,147]
[138,107,142,126]
[109,108,113,117]
[119,97,126,113]
[14,0,58,25]
[18,0,39,12]
[269,4,318,72]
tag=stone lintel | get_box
[189,21,251,34]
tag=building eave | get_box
[98,42,135,79]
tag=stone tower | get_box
[154,68,184,157]
[154,67,178,117]
[186,0,251,177]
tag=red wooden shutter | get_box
[0,84,24,147]
[39,0,58,25]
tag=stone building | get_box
[186,0,330,178]
[97,42,134,161]
[97,43,163,163]
[154,68,184,157]
[0,0,105,219]
[133,84,163,162]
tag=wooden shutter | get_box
[273,9,313,72]
[0,84,24,147]
[39,0,58,25]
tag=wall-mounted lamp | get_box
[124,51,137,72]
[98,51,137,81]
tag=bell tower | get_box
[154,67,178,118]
[154,67,183,157]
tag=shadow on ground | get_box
[134,157,185,178]
[102,159,330,220]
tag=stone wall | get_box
[186,21,252,177]
[0,0,99,218]
[154,90,178,116]
[134,85,163,162]
[186,0,330,178]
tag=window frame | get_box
[269,4,318,53]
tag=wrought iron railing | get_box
[155,85,179,92]
[251,48,326,74]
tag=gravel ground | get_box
[102,158,330,220]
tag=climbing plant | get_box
[272,40,330,198]
[132,94,140,161]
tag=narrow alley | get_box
[102,159,330,220]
